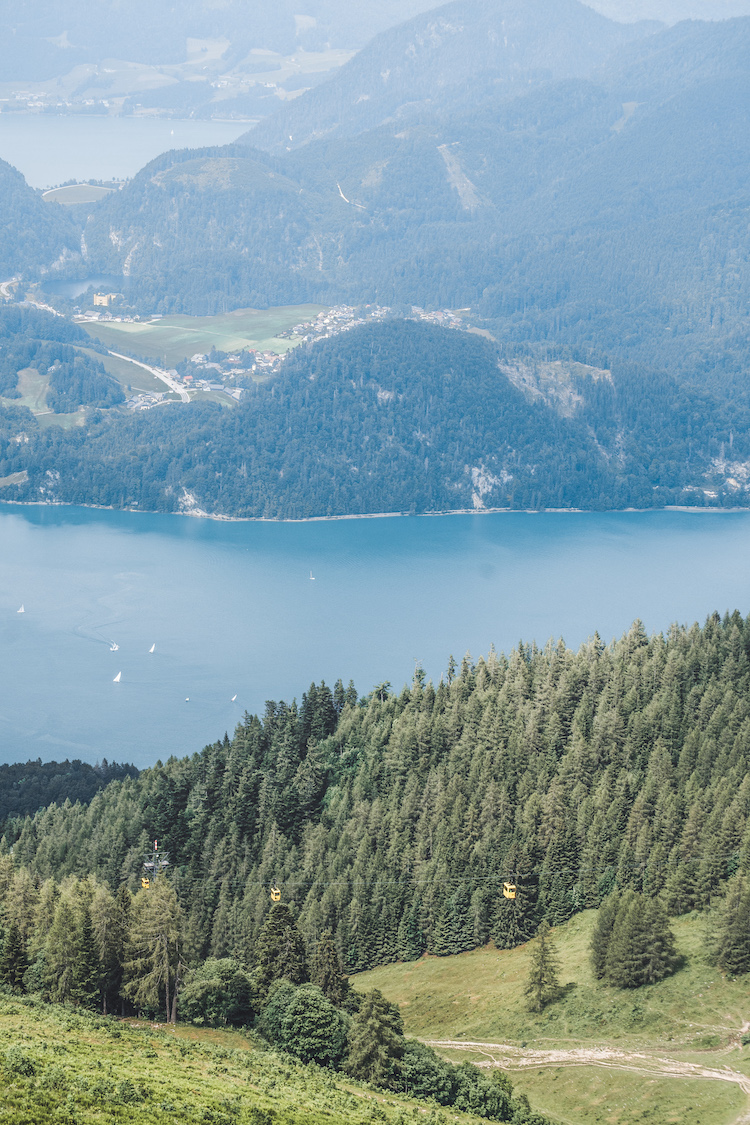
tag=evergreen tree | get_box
[122,879,183,1021]
[345,989,405,1088]
[604,894,679,988]
[524,921,562,1012]
[0,920,28,993]
[590,893,620,979]
[310,929,349,1006]
[255,903,308,997]
[710,877,750,976]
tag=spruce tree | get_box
[0,920,28,993]
[310,929,349,1006]
[255,903,309,996]
[524,921,562,1012]
[345,989,405,1088]
[590,894,620,979]
[711,878,750,976]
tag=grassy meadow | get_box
[1,367,85,429]
[0,993,511,1125]
[353,911,750,1125]
[83,305,326,367]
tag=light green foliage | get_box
[0,993,516,1125]
[121,878,183,1021]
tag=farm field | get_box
[353,910,750,1125]
[82,304,327,367]
[78,347,165,394]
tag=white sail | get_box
[113,671,121,683]
[149,643,155,653]
[309,570,315,580]
[231,694,237,702]
[110,642,119,651]
[17,605,24,614]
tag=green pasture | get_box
[78,347,164,395]
[0,368,86,429]
[82,304,326,367]
[353,911,750,1125]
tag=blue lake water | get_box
[0,115,249,188]
[0,504,749,768]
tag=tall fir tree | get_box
[524,921,562,1012]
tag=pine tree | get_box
[590,894,620,979]
[310,929,349,1006]
[711,877,750,976]
[255,903,308,997]
[0,920,28,993]
[345,989,405,1088]
[524,921,562,1012]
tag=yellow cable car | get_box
[270,886,281,902]
[503,882,516,900]
[141,877,150,889]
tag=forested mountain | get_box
[1,319,748,515]
[244,0,659,151]
[4,611,750,975]
[72,12,750,388]
[0,161,79,280]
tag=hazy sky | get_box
[586,0,750,21]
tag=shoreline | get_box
[1,498,750,524]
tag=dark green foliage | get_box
[282,983,349,1067]
[0,920,28,992]
[708,877,750,976]
[345,989,405,1088]
[179,958,255,1026]
[310,929,350,1006]
[525,921,562,1012]
[0,756,137,828]
[594,891,680,988]
[590,894,620,980]
[255,904,309,995]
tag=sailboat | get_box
[309,570,315,580]
[113,671,121,683]
[149,643,155,653]
[231,694,237,702]
[110,641,119,651]
[17,605,24,614]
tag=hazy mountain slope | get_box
[586,0,750,22]
[0,0,439,82]
[0,159,80,279]
[76,16,750,383]
[243,0,660,151]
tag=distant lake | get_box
[0,505,748,768]
[0,115,249,188]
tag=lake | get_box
[0,504,749,768]
[0,115,249,188]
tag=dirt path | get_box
[426,1038,750,1122]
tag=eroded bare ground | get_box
[426,1038,750,1123]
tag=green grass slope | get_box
[0,993,509,1125]
[353,911,750,1125]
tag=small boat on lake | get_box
[110,641,119,651]
[309,570,315,580]
[17,605,24,614]
[113,672,121,683]
[149,643,155,653]
[231,694,237,702]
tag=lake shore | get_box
[2,498,749,524]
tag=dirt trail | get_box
[426,1038,750,1121]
